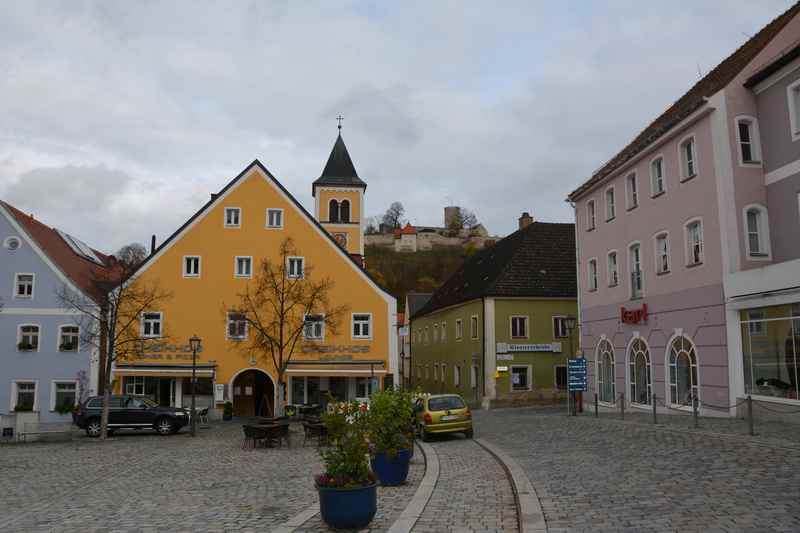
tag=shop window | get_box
[125,376,145,396]
[668,335,698,407]
[597,339,615,404]
[628,338,651,405]
[741,305,800,400]
[356,377,373,398]
[59,325,79,352]
[511,366,531,392]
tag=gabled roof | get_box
[312,134,367,194]
[0,200,119,303]
[568,1,800,201]
[406,292,433,318]
[744,39,800,87]
[413,222,576,319]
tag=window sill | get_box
[608,282,618,288]
[656,270,671,276]
[224,225,241,229]
[686,261,704,269]
[510,389,533,393]
[629,295,644,301]
[265,226,284,230]
[680,173,697,183]
[651,191,665,199]
[740,161,762,166]
[588,288,598,293]
[605,216,616,223]
[748,253,769,258]
[626,205,638,212]
[586,227,595,232]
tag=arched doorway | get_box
[231,369,275,417]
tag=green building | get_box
[408,217,577,408]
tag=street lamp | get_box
[563,316,578,416]
[189,335,202,437]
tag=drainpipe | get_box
[481,296,486,401]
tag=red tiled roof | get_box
[568,1,800,201]
[1,200,120,303]
[399,223,417,235]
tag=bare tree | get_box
[382,201,405,229]
[364,216,379,235]
[58,266,171,440]
[226,237,348,415]
[115,243,148,270]
[447,207,478,232]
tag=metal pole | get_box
[594,392,598,418]
[652,393,657,425]
[620,392,625,420]
[190,345,197,437]
[692,395,699,429]
[747,395,754,436]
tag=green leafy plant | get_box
[55,403,75,415]
[13,404,33,412]
[366,388,415,458]
[223,401,233,420]
[316,397,374,488]
[59,343,76,352]
[17,342,35,351]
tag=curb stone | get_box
[475,437,548,533]
[386,440,439,533]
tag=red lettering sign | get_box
[620,303,648,325]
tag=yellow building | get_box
[113,133,396,417]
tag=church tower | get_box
[313,125,367,261]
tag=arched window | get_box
[668,335,698,407]
[596,339,615,403]
[329,200,339,223]
[340,200,350,223]
[628,338,651,405]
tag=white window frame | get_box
[433,323,439,342]
[653,231,671,275]
[13,272,35,299]
[234,256,253,278]
[226,312,248,340]
[628,242,643,299]
[470,315,479,339]
[434,363,439,381]
[625,172,639,210]
[303,313,325,340]
[352,313,373,339]
[141,311,163,338]
[455,319,463,341]
[665,333,700,410]
[605,187,616,221]
[510,365,532,392]
[287,256,305,279]
[607,250,619,287]
[10,380,38,412]
[510,315,529,339]
[441,363,446,383]
[650,155,666,197]
[454,365,461,387]
[587,258,598,292]
[17,323,41,352]
[224,207,241,228]
[787,78,800,142]
[684,217,705,267]
[678,134,698,181]
[182,255,201,278]
[470,364,478,388]
[57,324,80,352]
[266,208,284,229]
[441,321,447,342]
[50,380,79,412]
[586,199,596,230]
[125,375,145,396]
[552,316,568,339]
[742,204,771,261]
[735,115,762,166]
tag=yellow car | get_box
[414,394,473,441]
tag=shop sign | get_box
[620,303,648,325]
[567,357,588,392]
[496,342,562,353]
[497,353,514,361]
[301,344,370,353]
[496,366,509,372]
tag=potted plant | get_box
[223,401,233,421]
[367,389,415,486]
[17,341,35,351]
[13,404,33,412]
[54,403,75,415]
[315,399,376,530]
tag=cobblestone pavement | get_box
[474,406,800,532]
[295,446,424,532]
[413,436,518,533]
[0,423,323,533]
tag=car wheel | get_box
[85,418,101,438]
[156,417,174,436]
[465,429,474,439]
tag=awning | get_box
[113,364,216,379]
[286,359,386,377]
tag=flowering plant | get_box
[366,388,415,458]
[315,397,374,488]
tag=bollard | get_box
[747,395,755,436]
[594,393,599,418]
[692,396,699,429]
[620,393,625,420]
[652,393,657,425]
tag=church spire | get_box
[312,125,367,196]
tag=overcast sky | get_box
[0,0,792,252]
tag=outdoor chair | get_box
[198,407,210,427]
[302,422,328,447]
[241,425,267,449]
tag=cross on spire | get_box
[337,114,344,131]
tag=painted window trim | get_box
[742,204,772,261]
[50,379,79,412]
[182,255,201,278]
[10,380,38,412]
[340,199,351,224]
[787,78,800,142]
[627,241,644,299]
[13,272,35,300]
[470,315,479,340]
[226,312,248,340]
[17,323,41,352]
[454,364,461,387]
[510,315,530,340]
[552,315,568,339]
[433,323,439,342]
[604,186,616,221]
[678,133,698,182]
[653,230,671,276]
[141,311,164,339]
[596,337,616,406]
[352,312,373,340]
[586,199,596,231]
[455,318,463,341]
[441,321,447,342]
[286,256,305,279]
[224,207,242,228]
[266,208,285,229]
[664,331,700,410]
[649,154,666,197]
[587,257,598,292]
[683,216,705,267]
[510,364,533,392]
[57,324,80,352]
[625,172,639,210]
[734,115,763,166]
[234,255,253,278]
[606,250,619,287]
[303,313,326,341]
[626,336,653,408]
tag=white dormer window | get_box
[267,208,284,229]
[736,116,762,165]
[224,207,241,228]
[235,256,252,278]
[650,157,665,196]
[625,173,639,210]
[183,256,200,277]
[605,188,616,220]
[680,136,697,180]
[287,257,304,279]
[14,273,34,299]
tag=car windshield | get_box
[428,396,465,411]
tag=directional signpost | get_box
[568,357,587,416]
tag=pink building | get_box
[568,3,800,416]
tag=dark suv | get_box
[74,395,190,437]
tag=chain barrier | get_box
[698,398,749,410]
[751,400,800,415]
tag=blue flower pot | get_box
[371,447,412,486]
[317,482,377,530]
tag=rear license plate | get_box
[440,415,462,421]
